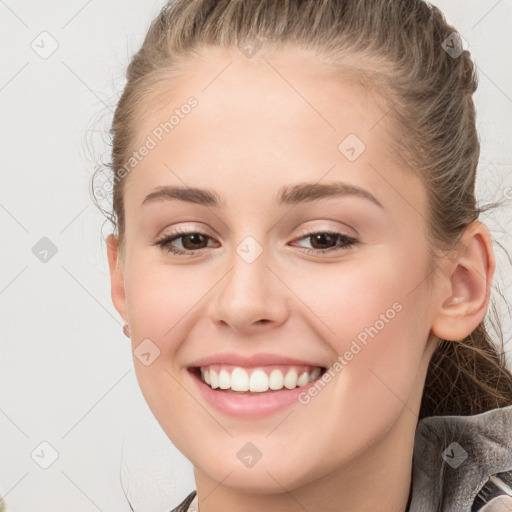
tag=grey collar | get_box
[410,404,512,511]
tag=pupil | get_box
[185,233,205,249]
[312,233,335,249]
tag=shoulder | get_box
[411,405,512,512]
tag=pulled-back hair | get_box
[93,0,512,418]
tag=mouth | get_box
[189,364,327,395]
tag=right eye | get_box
[154,231,218,255]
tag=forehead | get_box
[132,45,385,148]
[123,45,425,218]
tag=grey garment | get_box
[170,490,196,512]
[170,406,512,512]
[411,404,512,511]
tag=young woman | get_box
[96,0,512,510]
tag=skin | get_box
[107,46,495,512]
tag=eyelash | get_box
[153,229,358,256]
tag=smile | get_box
[192,364,325,393]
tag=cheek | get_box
[286,248,428,350]
[124,256,210,349]
[122,256,210,424]
[286,250,431,410]
[269,257,431,475]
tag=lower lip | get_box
[188,369,323,418]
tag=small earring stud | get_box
[123,324,131,338]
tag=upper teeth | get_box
[200,366,322,392]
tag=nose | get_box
[207,240,289,333]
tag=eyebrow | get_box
[142,182,384,209]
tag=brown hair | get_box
[92,0,512,418]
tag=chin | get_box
[198,460,312,494]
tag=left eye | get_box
[292,231,357,253]
[154,230,357,256]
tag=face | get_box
[109,46,441,494]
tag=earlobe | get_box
[431,222,495,341]
[106,234,128,324]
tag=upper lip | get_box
[188,352,326,368]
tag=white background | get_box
[1,1,511,511]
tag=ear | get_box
[431,222,495,341]
[106,234,128,324]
